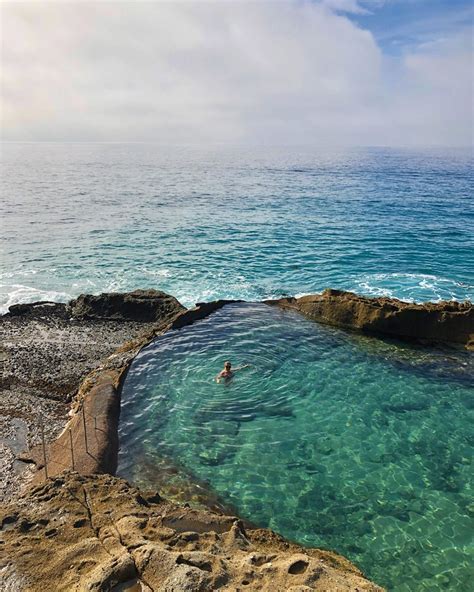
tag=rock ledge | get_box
[268,289,474,348]
[0,472,384,592]
[69,289,185,322]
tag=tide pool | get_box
[118,303,474,592]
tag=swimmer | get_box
[215,360,250,383]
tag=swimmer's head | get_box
[224,361,232,370]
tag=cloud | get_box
[1,1,472,146]
[320,0,370,14]
[381,29,474,145]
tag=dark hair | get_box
[225,361,231,367]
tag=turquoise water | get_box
[118,303,474,592]
[1,144,473,312]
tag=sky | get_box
[1,0,472,146]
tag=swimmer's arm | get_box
[234,364,252,371]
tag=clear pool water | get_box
[118,303,473,592]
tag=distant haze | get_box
[1,1,472,146]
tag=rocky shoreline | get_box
[1,288,473,591]
[1,471,383,592]
[268,289,474,349]
[0,290,185,502]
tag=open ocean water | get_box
[2,144,473,591]
[1,143,473,311]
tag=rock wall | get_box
[24,299,240,484]
[267,289,474,348]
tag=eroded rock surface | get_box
[0,292,185,501]
[69,290,185,322]
[269,289,474,348]
[0,472,384,592]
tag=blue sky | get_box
[353,0,473,53]
[1,1,472,146]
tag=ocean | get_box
[1,143,473,312]
[2,143,473,591]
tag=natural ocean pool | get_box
[2,143,473,589]
[118,303,474,592]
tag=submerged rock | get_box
[268,289,474,348]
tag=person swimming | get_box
[215,360,250,383]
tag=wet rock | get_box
[6,301,69,319]
[268,289,474,348]
[69,289,185,322]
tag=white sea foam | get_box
[0,284,72,315]
[139,267,172,278]
[351,273,473,303]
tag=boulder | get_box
[6,301,68,318]
[69,289,185,322]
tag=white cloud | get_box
[320,0,370,14]
[381,30,474,146]
[0,1,472,146]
